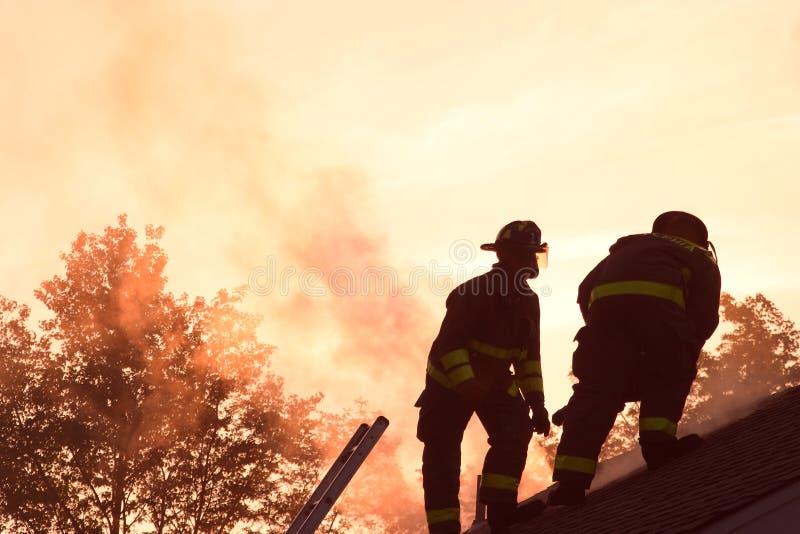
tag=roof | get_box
[497,385,800,533]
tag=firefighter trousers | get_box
[553,308,699,489]
[416,383,533,534]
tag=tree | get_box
[0,296,81,533]
[316,400,427,534]
[692,293,800,420]
[0,216,323,533]
[536,292,800,467]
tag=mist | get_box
[0,1,552,525]
[4,1,799,529]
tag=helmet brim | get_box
[481,242,547,252]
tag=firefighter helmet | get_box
[652,211,709,246]
[481,220,545,251]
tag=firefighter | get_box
[548,211,721,506]
[415,220,552,534]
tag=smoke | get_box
[1,2,559,527]
[267,168,492,521]
[269,168,561,519]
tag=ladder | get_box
[286,416,389,534]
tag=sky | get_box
[2,0,799,510]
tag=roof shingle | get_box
[511,385,800,533]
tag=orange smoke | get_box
[264,168,555,525]
[0,2,559,528]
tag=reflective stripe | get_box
[652,233,717,265]
[519,376,544,394]
[554,455,597,475]
[589,281,685,310]
[519,359,542,377]
[480,472,519,491]
[467,339,521,360]
[427,361,452,388]
[640,416,677,436]
[426,360,475,389]
[447,364,475,386]
[426,507,459,525]
[441,348,469,371]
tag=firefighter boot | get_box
[547,482,586,506]
[487,502,516,533]
[643,434,704,470]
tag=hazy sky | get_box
[2,0,799,493]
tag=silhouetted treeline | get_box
[0,217,334,533]
[0,216,426,533]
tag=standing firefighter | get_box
[548,211,721,506]
[416,221,551,534]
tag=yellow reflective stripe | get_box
[480,473,519,491]
[426,507,459,525]
[447,364,475,386]
[589,281,685,310]
[652,233,717,265]
[426,360,475,389]
[554,455,597,475]
[640,416,677,436]
[427,361,452,388]
[519,376,544,394]
[467,339,521,360]
[440,348,469,371]
[519,359,542,377]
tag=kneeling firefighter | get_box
[549,211,721,505]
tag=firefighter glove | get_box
[528,402,551,436]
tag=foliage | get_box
[0,216,323,533]
[317,400,426,534]
[693,293,800,419]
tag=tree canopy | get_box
[0,216,323,533]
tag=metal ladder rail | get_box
[286,416,389,534]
